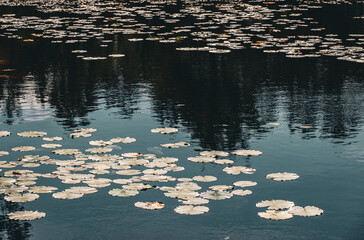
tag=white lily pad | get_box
[193,175,217,182]
[5,193,39,202]
[134,201,165,210]
[8,211,46,220]
[53,149,81,155]
[256,200,295,210]
[52,191,84,199]
[232,150,262,156]
[266,172,299,181]
[288,206,324,217]
[258,210,293,220]
[151,127,178,134]
[108,188,139,197]
[232,189,252,196]
[174,205,209,215]
[17,131,47,137]
[43,137,63,141]
[233,181,257,188]
[0,131,11,137]
[200,190,233,200]
[12,146,35,152]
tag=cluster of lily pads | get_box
[0,127,323,221]
[0,0,362,63]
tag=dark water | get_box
[0,1,364,239]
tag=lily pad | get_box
[256,200,295,210]
[134,201,165,210]
[288,206,324,216]
[258,210,293,220]
[174,205,209,215]
[8,211,46,220]
[266,172,299,181]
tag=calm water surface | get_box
[0,1,364,240]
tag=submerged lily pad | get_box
[266,172,299,181]
[288,206,324,216]
[174,205,209,215]
[8,211,46,220]
[134,201,165,210]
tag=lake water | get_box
[0,0,364,239]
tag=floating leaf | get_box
[151,127,178,134]
[174,205,209,215]
[160,142,190,148]
[266,172,299,181]
[89,140,113,146]
[232,150,262,156]
[0,131,11,137]
[179,198,209,205]
[29,186,58,193]
[223,166,256,175]
[12,146,35,152]
[233,181,257,188]
[108,188,139,197]
[52,191,84,199]
[200,150,229,157]
[188,156,215,163]
[193,175,217,182]
[209,185,233,191]
[116,169,141,176]
[122,152,143,158]
[258,210,293,220]
[134,201,165,210]
[232,189,252,196]
[5,193,39,202]
[65,186,97,195]
[43,137,63,141]
[110,137,136,144]
[85,147,113,154]
[53,149,81,155]
[41,144,62,149]
[17,131,47,137]
[164,190,199,199]
[200,190,233,200]
[256,200,295,210]
[0,151,9,156]
[214,159,234,165]
[288,206,324,217]
[8,211,46,220]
